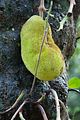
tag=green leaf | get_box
[68,77,80,89]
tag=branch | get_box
[38,0,46,18]
[68,0,76,17]
[35,93,46,104]
[37,104,48,120]
[11,100,27,120]
[50,89,61,120]
[19,111,26,120]
[59,99,70,120]
[0,90,25,114]
[57,15,68,31]
[68,88,80,94]
[57,0,76,31]
[76,37,80,40]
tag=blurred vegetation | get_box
[68,16,80,119]
[68,40,80,78]
[68,92,80,120]
[68,39,80,120]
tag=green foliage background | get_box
[69,40,80,78]
[68,39,80,120]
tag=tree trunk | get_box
[0,0,79,120]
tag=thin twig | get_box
[38,0,46,18]
[37,104,48,120]
[59,99,69,120]
[50,89,61,120]
[19,111,26,120]
[0,90,25,114]
[68,88,80,94]
[10,93,46,120]
[29,1,53,96]
[57,0,76,31]
[57,15,68,31]
[11,100,27,120]
[68,0,76,17]
[35,93,46,104]
[76,37,80,40]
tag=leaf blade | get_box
[68,77,80,88]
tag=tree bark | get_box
[0,0,79,120]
